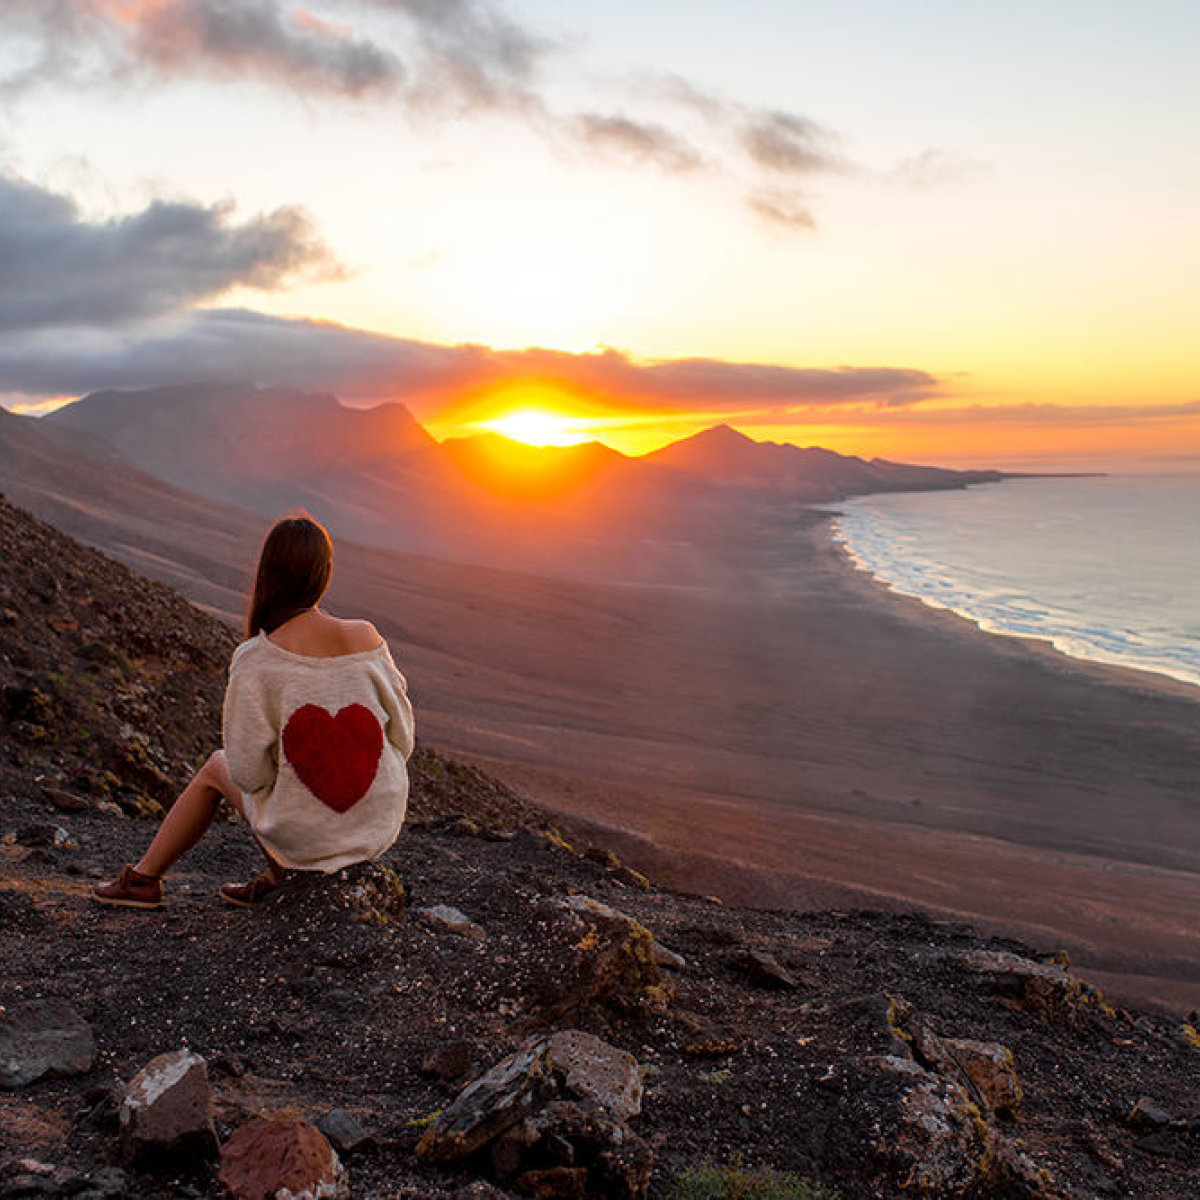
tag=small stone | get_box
[43,787,89,813]
[14,824,73,850]
[1128,1097,1172,1130]
[731,948,798,991]
[218,1117,347,1200]
[1134,1131,1175,1156]
[420,904,486,939]
[0,999,95,1088]
[681,1029,743,1058]
[316,1106,371,1154]
[653,943,686,970]
[119,1048,217,1161]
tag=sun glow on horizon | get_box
[479,409,591,447]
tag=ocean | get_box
[828,474,1200,691]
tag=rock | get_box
[421,904,486,939]
[119,1048,217,1162]
[43,786,89,812]
[418,1030,643,1164]
[652,943,686,970]
[1128,1097,1172,1130]
[680,1027,743,1058]
[0,999,95,1088]
[908,1021,1023,1116]
[495,1102,652,1199]
[421,1041,476,1082]
[830,1053,1054,1198]
[218,1117,347,1200]
[1134,1131,1175,1156]
[731,948,798,991]
[534,896,665,1013]
[14,823,73,850]
[961,949,1102,1029]
[315,1107,371,1154]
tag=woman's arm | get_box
[222,653,279,795]
[379,645,416,760]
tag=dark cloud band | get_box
[0,307,939,413]
[0,170,338,332]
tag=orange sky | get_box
[1,2,1197,470]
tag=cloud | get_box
[367,0,552,113]
[569,114,704,173]
[131,0,404,96]
[0,307,941,413]
[891,148,990,188]
[745,188,816,233]
[0,0,406,98]
[740,111,840,175]
[0,0,560,113]
[730,400,1200,429]
[0,169,339,331]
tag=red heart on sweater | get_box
[282,703,383,813]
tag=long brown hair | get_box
[246,516,333,637]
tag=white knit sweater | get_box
[222,632,415,872]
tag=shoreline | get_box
[810,507,1200,708]
[822,480,1200,700]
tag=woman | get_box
[94,515,415,909]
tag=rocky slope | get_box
[3,495,1200,1199]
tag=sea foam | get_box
[828,475,1200,691]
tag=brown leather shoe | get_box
[219,868,288,908]
[94,865,163,908]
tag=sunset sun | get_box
[481,409,588,448]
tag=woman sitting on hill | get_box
[94,515,415,909]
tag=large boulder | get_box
[119,1048,217,1162]
[0,999,94,1088]
[960,949,1106,1030]
[533,896,666,1014]
[218,1117,347,1200]
[418,1031,650,1199]
[825,997,1057,1197]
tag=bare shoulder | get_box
[335,616,383,653]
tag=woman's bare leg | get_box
[134,750,282,879]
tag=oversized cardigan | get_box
[222,632,415,872]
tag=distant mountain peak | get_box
[692,423,756,445]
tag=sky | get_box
[0,0,1197,467]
